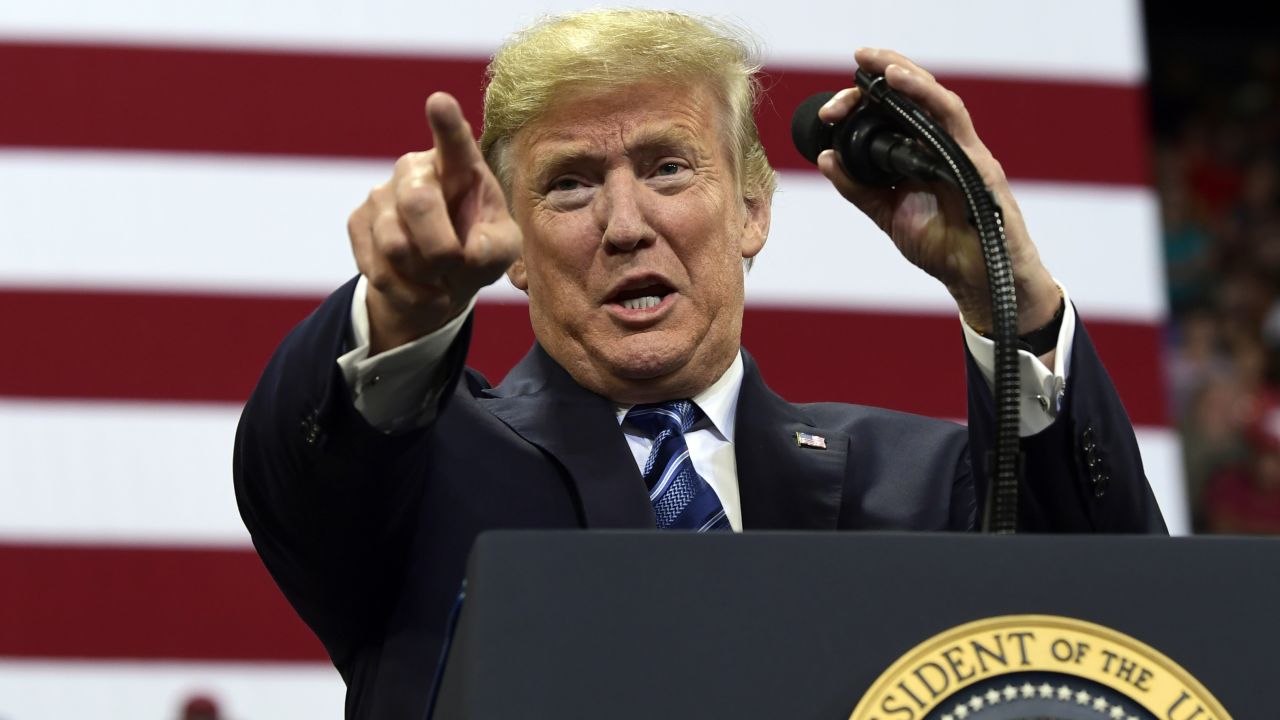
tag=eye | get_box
[550,177,584,192]
[542,174,593,211]
[652,161,691,178]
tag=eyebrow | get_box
[525,124,704,183]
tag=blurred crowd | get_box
[1150,17,1280,533]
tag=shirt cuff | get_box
[961,283,1076,437]
[336,275,475,432]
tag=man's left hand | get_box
[816,47,1061,337]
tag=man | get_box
[234,9,1165,719]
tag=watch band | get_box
[1016,295,1066,356]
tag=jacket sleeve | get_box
[232,276,474,678]
[964,312,1169,533]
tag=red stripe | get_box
[757,66,1151,186]
[4,288,1167,425]
[1,543,326,661]
[1,40,1148,185]
[743,305,1169,426]
[1,288,536,405]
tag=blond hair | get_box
[479,8,777,206]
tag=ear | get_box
[506,257,529,292]
[739,193,771,259]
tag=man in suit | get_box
[234,9,1166,719]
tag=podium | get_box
[433,532,1278,719]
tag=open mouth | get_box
[609,283,675,311]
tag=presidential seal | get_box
[849,615,1229,720]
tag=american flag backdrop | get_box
[0,0,1182,717]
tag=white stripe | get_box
[0,399,1185,543]
[0,151,1163,319]
[0,0,1145,83]
[0,398,250,547]
[0,149,377,298]
[0,659,343,720]
[758,173,1165,321]
[698,508,727,532]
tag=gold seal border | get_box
[848,614,1231,720]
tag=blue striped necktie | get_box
[625,400,731,532]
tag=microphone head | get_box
[791,91,836,165]
[790,91,917,187]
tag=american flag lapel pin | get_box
[795,431,827,450]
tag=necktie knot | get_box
[625,399,703,437]
[624,400,728,531]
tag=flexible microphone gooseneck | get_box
[791,70,1023,534]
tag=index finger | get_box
[854,48,979,146]
[425,92,484,178]
[853,47,936,84]
[817,87,861,125]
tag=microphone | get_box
[791,87,956,188]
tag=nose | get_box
[596,171,656,252]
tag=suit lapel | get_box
[734,351,848,530]
[480,345,655,529]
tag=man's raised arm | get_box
[349,92,520,354]
[809,47,1164,531]
[336,93,522,429]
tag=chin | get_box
[545,322,734,402]
[607,341,689,381]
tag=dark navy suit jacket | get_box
[233,277,1166,719]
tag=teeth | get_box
[621,295,662,310]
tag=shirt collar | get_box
[614,350,744,443]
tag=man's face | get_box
[506,82,770,403]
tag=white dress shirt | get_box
[337,275,1077,531]
[614,352,745,530]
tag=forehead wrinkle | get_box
[528,122,707,180]
[621,122,706,159]
[518,118,611,183]
[516,85,720,186]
